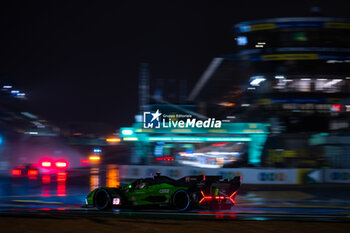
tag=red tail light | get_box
[11,169,22,176]
[226,191,237,204]
[199,191,213,204]
[28,169,39,176]
[199,190,238,204]
[41,161,51,167]
[55,162,67,168]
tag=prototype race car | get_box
[85,173,241,211]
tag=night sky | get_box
[0,0,349,134]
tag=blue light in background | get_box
[93,148,101,153]
[237,36,248,46]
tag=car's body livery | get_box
[85,174,241,211]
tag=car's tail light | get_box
[199,190,237,204]
[11,169,22,176]
[55,162,67,168]
[199,191,212,204]
[226,191,237,204]
[28,169,39,176]
[41,161,51,167]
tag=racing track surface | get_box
[1,168,350,227]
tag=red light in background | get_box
[41,161,51,167]
[80,159,90,166]
[28,170,38,176]
[215,215,224,219]
[57,172,67,197]
[55,162,67,168]
[331,104,341,112]
[42,175,51,184]
[11,169,21,176]
[155,157,174,161]
[57,172,67,182]
[212,142,228,146]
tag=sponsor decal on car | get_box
[159,189,170,194]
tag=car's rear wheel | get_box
[94,189,112,210]
[172,190,191,211]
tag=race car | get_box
[11,165,39,177]
[85,173,241,211]
[11,159,68,177]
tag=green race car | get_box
[85,173,241,211]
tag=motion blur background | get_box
[1,0,350,221]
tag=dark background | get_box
[0,0,349,134]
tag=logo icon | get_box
[143,109,162,129]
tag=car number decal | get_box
[159,189,170,193]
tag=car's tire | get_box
[94,189,112,210]
[172,190,191,211]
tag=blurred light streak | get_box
[93,148,102,153]
[57,172,67,197]
[41,175,51,197]
[42,175,51,184]
[212,142,228,146]
[106,164,119,188]
[331,104,342,112]
[236,36,247,46]
[123,137,138,141]
[80,159,90,166]
[178,160,221,168]
[121,129,133,135]
[250,76,266,86]
[106,137,121,142]
[28,132,38,135]
[89,155,100,161]
[90,168,100,191]
[155,157,174,161]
